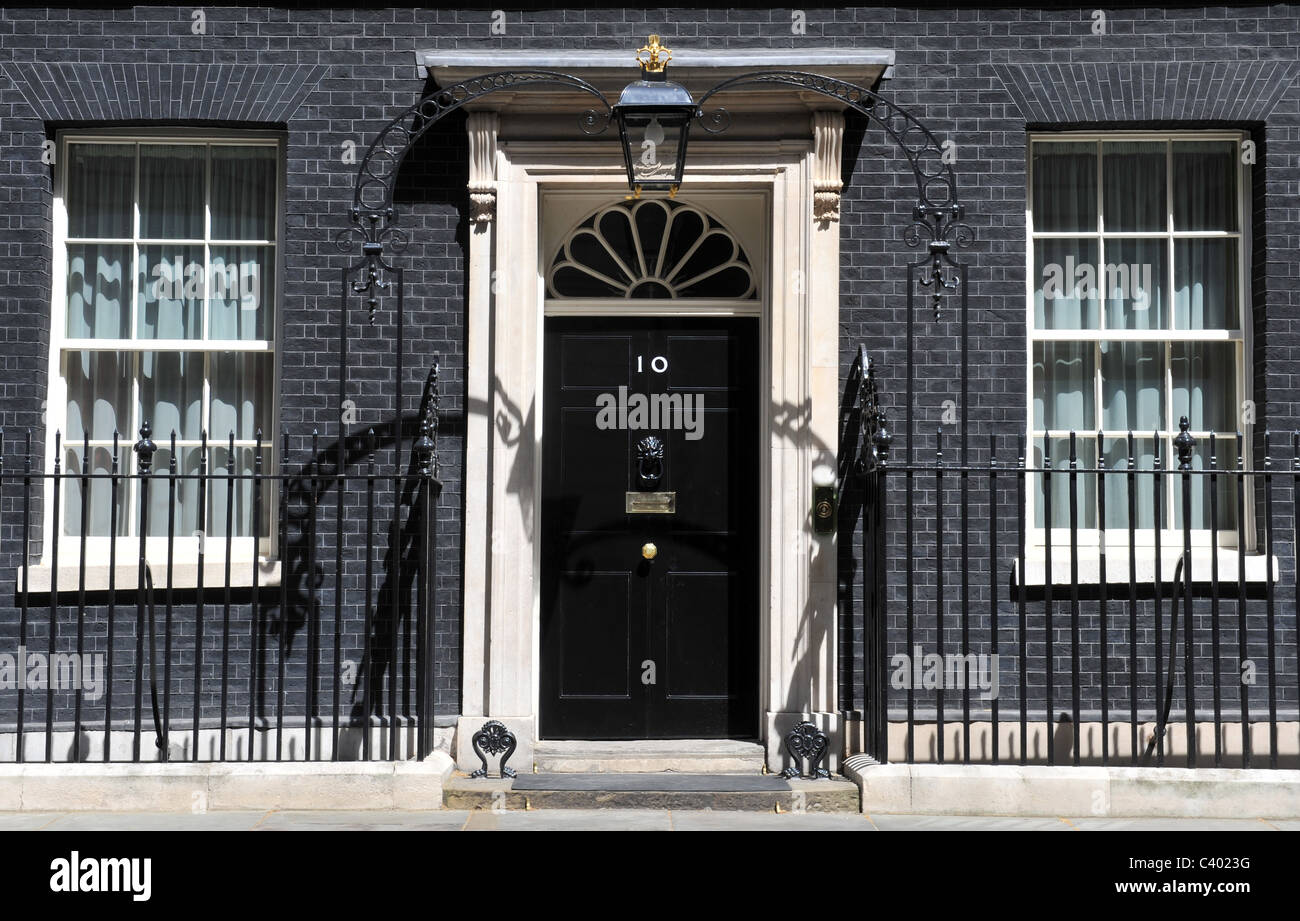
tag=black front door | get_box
[540,316,760,739]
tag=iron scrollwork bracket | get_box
[469,719,518,779]
[905,203,971,321]
[341,70,613,326]
[692,71,975,321]
[335,207,410,325]
[780,720,831,779]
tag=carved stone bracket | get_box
[467,111,499,224]
[811,110,844,223]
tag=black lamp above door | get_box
[612,35,697,198]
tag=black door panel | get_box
[540,316,759,739]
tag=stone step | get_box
[531,739,767,774]
[443,772,860,813]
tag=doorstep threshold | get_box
[513,773,785,792]
[532,739,766,774]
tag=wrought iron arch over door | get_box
[334,62,975,761]
[340,70,973,449]
[547,197,758,301]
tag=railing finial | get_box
[1174,415,1195,471]
[134,421,157,474]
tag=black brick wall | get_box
[0,5,1296,746]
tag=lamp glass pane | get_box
[621,111,687,186]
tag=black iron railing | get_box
[848,348,1300,770]
[0,368,442,763]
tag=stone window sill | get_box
[17,561,281,595]
[1013,548,1278,588]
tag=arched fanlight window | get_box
[547,199,757,300]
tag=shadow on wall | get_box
[273,81,471,739]
[268,368,451,745]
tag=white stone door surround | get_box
[428,47,892,772]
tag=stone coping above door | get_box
[415,46,893,110]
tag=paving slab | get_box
[670,810,875,831]
[0,812,68,830]
[869,814,1072,831]
[1066,816,1277,831]
[258,810,470,831]
[40,811,270,831]
[464,808,674,831]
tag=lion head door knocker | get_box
[635,435,665,489]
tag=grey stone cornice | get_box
[416,46,894,98]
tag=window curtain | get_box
[139,351,203,442]
[62,444,127,538]
[1032,142,1096,232]
[137,244,203,339]
[210,147,275,340]
[1175,239,1236,330]
[66,245,129,339]
[1101,342,1162,432]
[208,446,262,539]
[1034,342,1096,528]
[1177,441,1238,531]
[1103,437,1157,530]
[1172,342,1234,432]
[64,351,129,444]
[211,147,275,240]
[1034,342,1093,431]
[66,143,132,239]
[1104,238,1166,330]
[211,353,270,442]
[62,352,130,537]
[209,245,271,340]
[139,145,203,239]
[1103,142,1165,232]
[65,143,133,340]
[1173,142,1237,232]
[1034,437,1097,528]
[1034,238,1099,329]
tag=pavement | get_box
[0,810,1296,831]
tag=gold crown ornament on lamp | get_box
[636,34,672,73]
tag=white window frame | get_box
[1025,129,1254,551]
[44,128,284,565]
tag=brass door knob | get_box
[641,542,658,560]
